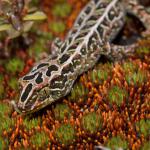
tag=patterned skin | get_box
[11,0,150,114]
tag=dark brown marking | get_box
[61,63,74,75]
[59,54,70,64]
[108,8,116,21]
[88,15,98,22]
[50,75,67,89]
[85,6,91,14]
[37,63,49,69]
[21,83,33,102]
[80,47,87,55]
[97,25,104,39]
[102,17,110,27]
[23,72,38,80]
[77,17,83,26]
[35,73,43,84]
[46,65,58,77]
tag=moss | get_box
[28,32,52,59]
[30,0,39,6]
[140,141,150,150]
[0,117,14,134]
[107,86,128,106]
[136,47,150,56]
[106,136,128,150]
[81,112,103,134]
[5,58,24,74]
[52,3,71,18]
[31,131,49,148]
[135,119,150,137]
[69,82,89,103]
[50,21,66,33]
[55,123,75,145]
[0,75,4,99]
[87,63,112,85]
[0,102,11,116]
[53,104,72,121]
[90,68,109,85]
[0,84,4,99]
[8,77,18,90]
[0,136,8,150]
[125,70,148,86]
[23,117,40,131]
[122,62,138,73]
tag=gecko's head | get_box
[13,62,59,114]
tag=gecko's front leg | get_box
[100,42,136,61]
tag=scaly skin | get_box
[11,0,150,114]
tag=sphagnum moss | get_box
[50,21,66,34]
[23,117,41,131]
[55,123,75,146]
[0,102,12,116]
[8,77,19,90]
[135,119,150,137]
[107,86,128,106]
[106,136,128,150]
[5,58,24,74]
[81,112,103,134]
[140,141,150,150]
[125,70,148,86]
[53,103,72,121]
[69,82,89,103]
[0,75,4,99]
[52,2,72,18]
[89,63,112,85]
[30,131,50,148]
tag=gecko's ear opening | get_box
[9,100,22,114]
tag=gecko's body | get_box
[12,0,150,114]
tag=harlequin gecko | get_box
[11,0,150,114]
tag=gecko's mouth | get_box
[10,94,54,115]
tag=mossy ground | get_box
[0,0,150,149]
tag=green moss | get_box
[24,117,40,131]
[53,104,71,121]
[0,75,4,99]
[0,84,4,99]
[90,68,110,85]
[5,58,24,74]
[31,131,49,148]
[50,21,66,33]
[8,77,18,90]
[0,136,8,150]
[52,3,71,18]
[135,119,150,137]
[0,117,14,134]
[81,112,103,134]
[140,141,150,150]
[136,47,150,56]
[69,82,89,103]
[122,62,138,73]
[0,103,11,116]
[125,70,148,86]
[107,86,128,106]
[28,32,52,59]
[55,123,75,145]
[106,136,128,150]
[30,0,39,6]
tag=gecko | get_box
[11,0,150,114]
